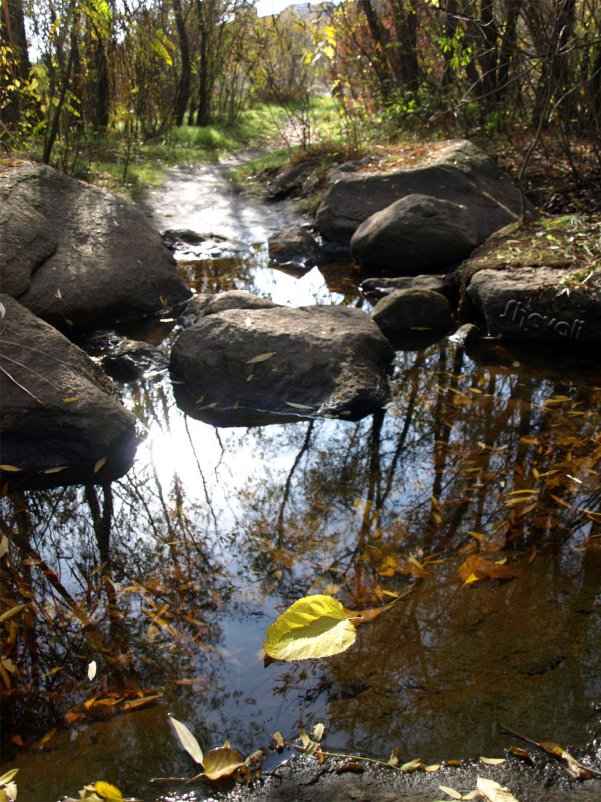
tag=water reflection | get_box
[2,180,601,798]
[2,322,600,799]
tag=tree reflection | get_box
[1,338,600,795]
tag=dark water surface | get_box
[1,162,601,801]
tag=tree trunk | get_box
[390,0,419,92]
[0,0,31,125]
[173,0,191,126]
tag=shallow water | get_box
[1,161,601,802]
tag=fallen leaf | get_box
[0,771,19,787]
[438,785,463,800]
[458,555,516,584]
[93,457,107,474]
[87,660,97,681]
[168,715,204,765]
[263,595,357,661]
[400,758,425,772]
[93,781,123,802]
[0,465,22,472]
[479,757,506,765]
[284,401,314,410]
[506,746,533,764]
[197,746,245,781]
[122,694,163,711]
[476,776,520,802]
[246,352,276,364]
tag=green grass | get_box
[20,96,369,201]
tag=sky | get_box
[254,0,324,17]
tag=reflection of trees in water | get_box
[233,344,601,604]
[0,446,233,751]
[1,341,599,762]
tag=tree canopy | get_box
[1,0,600,170]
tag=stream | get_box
[1,158,601,802]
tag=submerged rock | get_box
[315,139,531,247]
[0,295,142,489]
[350,194,478,275]
[0,160,191,333]
[170,303,393,426]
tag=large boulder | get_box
[170,303,394,426]
[466,267,601,343]
[0,295,143,489]
[0,160,191,332]
[350,194,478,275]
[458,216,601,344]
[315,140,532,246]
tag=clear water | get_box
[1,161,601,802]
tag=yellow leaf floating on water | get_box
[0,465,22,472]
[264,594,357,661]
[93,457,107,474]
[93,781,123,802]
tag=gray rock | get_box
[360,274,458,305]
[448,322,482,349]
[0,161,191,332]
[372,289,454,335]
[0,294,142,489]
[268,225,325,269]
[181,290,278,326]
[315,139,532,246]
[466,266,601,343]
[351,194,478,275]
[170,305,393,426]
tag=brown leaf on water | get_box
[458,555,516,585]
[121,693,163,711]
[33,728,57,750]
[196,746,245,781]
[506,746,534,764]
[64,710,83,725]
